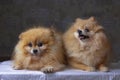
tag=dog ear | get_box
[89,16,99,24]
[89,16,103,32]
[94,26,104,33]
[19,32,24,40]
[89,16,96,21]
[49,26,56,36]
[75,18,82,22]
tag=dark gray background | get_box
[0,0,120,62]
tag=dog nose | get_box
[77,29,82,35]
[33,49,38,53]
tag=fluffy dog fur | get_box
[63,17,111,72]
[12,27,65,73]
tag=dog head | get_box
[73,17,103,41]
[19,27,55,56]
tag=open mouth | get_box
[79,35,89,40]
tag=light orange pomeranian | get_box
[12,27,66,73]
[63,17,111,72]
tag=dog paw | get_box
[41,66,54,73]
[99,66,109,72]
[86,67,96,72]
[13,65,22,70]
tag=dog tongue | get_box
[79,35,89,40]
[80,36,85,40]
[79,35,85,39]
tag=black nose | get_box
[33,49,38,53]
[77,29,82,35]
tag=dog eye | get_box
[38,42,43,47]
[28,42,32,47]
[85,28,90,32]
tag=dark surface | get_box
[0,0,120,62]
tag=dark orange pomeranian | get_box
[12,27,66,73]
[63,17,112,72]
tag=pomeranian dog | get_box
[63,17,111,72]
[12,27,66,73]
